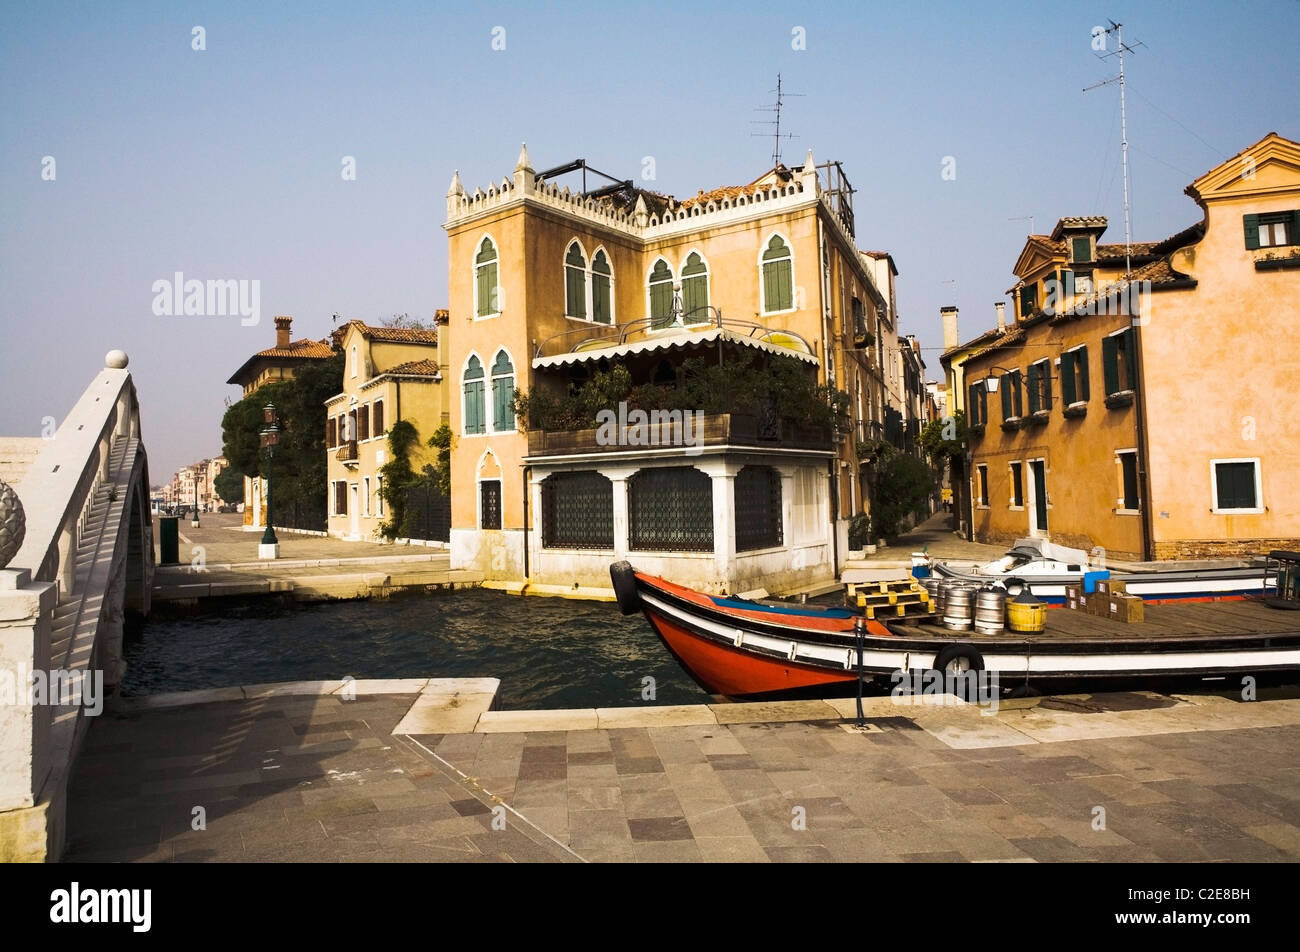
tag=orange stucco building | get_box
[957,132,1300,560]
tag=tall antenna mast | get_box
[1084,20,1144,277]
[751,73,803,167]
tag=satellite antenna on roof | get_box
[1084,20,1146,277]
[751,73,803,168]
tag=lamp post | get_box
[258,403,280,559]
[191,470,201,528]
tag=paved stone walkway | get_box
[65,687,1300,863]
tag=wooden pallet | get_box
[846,579,936,619]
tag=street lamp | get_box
[981,365,1022,393]
[259,403,280,558]
[191,469,201,528]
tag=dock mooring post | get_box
[854,616,865,727]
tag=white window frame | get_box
[645,257,676,332]
[758,231,797,317]
[678,248,712,326]
[472,233,502,321]
[1063,344,1088,408]
[590,245,615,326]
[1210,458,1264,514]
[563,238,589,322]
[1008,460,1025,511]
[489,347,516,434]
[1105,326,1135,396]
[362,476,371,517]
[461,351,487,438]
[376,475,384,517]
[1114,448,1140,515]
[975,464,989,508]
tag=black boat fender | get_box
[610,561,641,616]
[932,643,985,675]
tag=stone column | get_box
[610,473,630,560]
[0,567,58,860]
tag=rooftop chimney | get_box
[995,301,1006,333]
[940,306,959,351]
[274,315,292,349]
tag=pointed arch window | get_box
[761,235,794,313]
[463,355,486,434]
[475,238,499,318]
[565,242,587,319]
[591,250,613,325]
[681,252,709,325]
[490,351,516,432]
[648,259,675,329]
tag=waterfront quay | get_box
[151,513,483,606]
[65,681,1300,863]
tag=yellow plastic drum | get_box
[1006,586,1047,634]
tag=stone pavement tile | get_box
[705,753,761,771]
[68,842,176,863]
[1142,778,1236,805]
[520,744,567,763]
[565,730,613,753]
[617,771,674,793]
[765,769,835,800]
[300,776,418,803]
[517,760,567,781]
[615,756,665,775]
[960,804,1054,839]
[622,788,685,819]
[468,757,523,779]
[283,796,379,822]
[1242,823,1300,856]
[765,843,837,863]
[938,784,1007,806]
[433,733,484,757]
[796,797,867,833]
[523,730,570,747]
[632,840,703,862]
[649,741,709,765]
[1034,813,1132,848]
[567,783,623,811]
[820,828,899,863]
[684,805,752,838]
[698,731,749,756]
[370,790,454,812]
[738,810,812,849]
[695,835,770,862]
[567,750,614,766]
[567,763,618,782]
[627,816,692,841]
[318,804,463,837]
[477,734,528,758]
[515,806,568,839]
[900,850,968,862]
[880,784,967,822]
[449,797,493,817]
[512,779,568,807]
[568,808,632,839]
[1209,783,1300,825]
[1007,835,1087,862]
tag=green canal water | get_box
[123,589,711,709]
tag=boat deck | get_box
[892,598,1300,644]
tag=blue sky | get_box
[2,0,1297,479]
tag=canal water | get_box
[123,590,711,710]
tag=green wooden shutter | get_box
[1124,327,1138,391]
[1071,237,1091,262]
[465,382,485,434]
[1026,364,1040,413]
[1078,346,1090,401]
[1001,380,1012,420]
[1102,335,1119,395]
[1243,214,1260,250]
[1291,210,1300,246]
[1060,352,1076,406]
[1018,285,1033,317]
[1063,270,1075,297]
[1042,363,1052,409]
[978,387,987,425]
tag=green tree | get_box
[919,410,966,480]
[212,465,245,505]
[377,420,420,540]
[870,450,937,542]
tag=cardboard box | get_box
[1084,592,1111,616]
[1064,582,1084,604]
[1106,592,1144,623]
[1096,578,1128,596]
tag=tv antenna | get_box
[751,73,803,167]
[1009,215,1035,235]
[1084,20,1145,277]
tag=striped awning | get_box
[531,326,819,370]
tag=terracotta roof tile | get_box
[385,359,441,377]
[1049,216,1108,239]
[342,320,440,345]
[254,338,334,359]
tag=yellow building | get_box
[226,315,333,528]
[443,145,908,593]
[959,132,1300,560]
[324,317,447,541]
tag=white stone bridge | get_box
[0,352,154,860]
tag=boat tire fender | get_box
[610,561,642,616]
[933,643,985,675]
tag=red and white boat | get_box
[609,560,1300,699]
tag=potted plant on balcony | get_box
[848,513,873,559]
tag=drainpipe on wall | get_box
[1132,301,1155,562]
[521,464,531,583]
[828,459,840,577]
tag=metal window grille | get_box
[480,480,502,529]
[734,466,783,552]
[542,471,614,549]
[628,466,714,552]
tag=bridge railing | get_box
[12,358,140,599]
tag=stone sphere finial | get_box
[106,350,129,369]
[0,479,26,569]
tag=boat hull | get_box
[929,562,1270,604]
[611,561,1300,699]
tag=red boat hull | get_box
[643,600,859,697]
